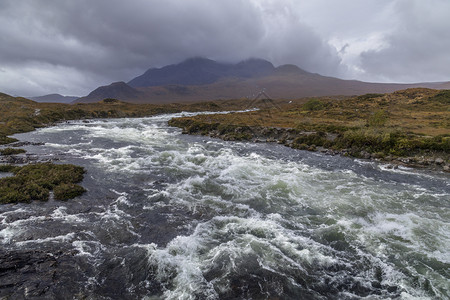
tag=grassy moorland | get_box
[169,88,450,170]
[0,93,244,204]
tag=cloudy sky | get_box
[1,0,449,97]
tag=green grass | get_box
[0,163,86,204]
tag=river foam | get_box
[2,113,448,299]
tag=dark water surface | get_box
[1,114,449,299]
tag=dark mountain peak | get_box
[109,81,130,88]
[236,58,273,68]
[179,57,220,67]
[275,64,310,75]
[91,81,139,96]
[75,81,142,103]
[77,56,446,104]
[128,57,277,88]
[97,81,139,94]
[128,58,225,87]
[235,58,275,77]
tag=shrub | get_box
[335,129,402,154]
[303,99,324,111]
[367,110,388,127]
[293,132,328,147]
[0,165,18,172]
[429,90,450,104]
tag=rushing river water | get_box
[1,113,449,299]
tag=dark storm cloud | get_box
[359,0,450,82]
[0,0,449,96]
[0,0,342,96]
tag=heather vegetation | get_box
[169,88,450,168]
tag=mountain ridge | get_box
[75,57,449,103]
[31,93,79,103]
[127,57,276,87]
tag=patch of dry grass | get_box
[170,88,450,161]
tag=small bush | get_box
[293,132,328,147]
[367,110,388,127]
[303,99,324,111]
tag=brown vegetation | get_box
[0,92,250,145]
[169,88,450,169]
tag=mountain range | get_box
[75,57,449,103]
[31,94,79,103]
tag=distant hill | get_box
[437,82,450,89]
[76,82,145,103]
[75,58,449,103]
[30,93,79,103]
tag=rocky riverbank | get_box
[168,119,450,172]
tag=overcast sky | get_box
[1,0,449,97]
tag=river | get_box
[1,113,449,299]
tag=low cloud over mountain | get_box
[1,1,449,97]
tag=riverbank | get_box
[0,93,236,146]
[169,120,449,172]
[168,88,450,172]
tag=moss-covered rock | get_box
[0,148,26,155]
[0,163,86,204]
[53,183,86,201]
